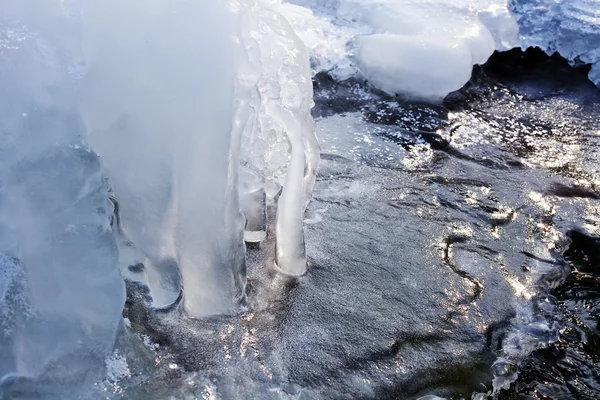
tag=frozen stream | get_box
[12,49,593,400]
[2,0,600,399]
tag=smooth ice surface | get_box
[0,0,125,384]
[282,0,519,101]
[79,0,245,317]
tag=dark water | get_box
[304,47,600,398]
[499,230,600,399]
[454,49,600,400]
[31,48,598,400]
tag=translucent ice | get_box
[1,10,319,383]
[0,0,125,384]
[240,167,268,243]
[238,0,319,275]
[79,0,245,317]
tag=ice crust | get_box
[510,0,600,86]
[283,0,519,101]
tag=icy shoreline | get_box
[279,0,600,100]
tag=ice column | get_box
[79,0,245,317]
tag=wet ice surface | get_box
[30,50,600,400]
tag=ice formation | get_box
[282,0,600,99]
[0,0,319,386]
[79,0,319,316]
[282,0,520,101]
[2,0,598,392]
[0,0,125,384]
[79,0,246,317]
[510,0,600,86]
[238,0,319,276]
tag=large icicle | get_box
[79,0,246,317]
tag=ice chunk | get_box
[0,145,123,385]
[0,3,125,387]
[283,0,519,101]
[356,33,481,102]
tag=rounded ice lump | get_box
[283,0,600,100]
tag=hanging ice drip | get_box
[237,0,320,276]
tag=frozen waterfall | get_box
[0,0,318,385]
